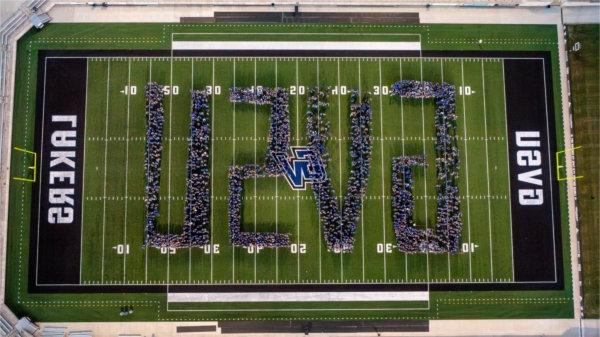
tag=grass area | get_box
[79,56,513,285]
[3,23,574,322]
[567,25,599,319]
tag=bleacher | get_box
[0,304,38,337]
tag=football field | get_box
[5,22,573,322]
[77,56,514,286]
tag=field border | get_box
[27,49,564,294]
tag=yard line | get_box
[441,60,451,282]
[123,58,132,283]
[275,59,279,283]
[358,59,365,283]
[167,54,175,288]
[500,60,515,282]
[317,58,322,283]
[211,59,216,283]
[460,60,473,281]
[100,59,111,283]
[189,59,194,284]
[336,58,343,281]
[232,59,236,282]
[80,58,89,284]
[296,59,301,282]
[419,55,430,286]
[400,59,408,282]
[145,59,152,284]
[481,60,494,280]
[378,59,387,282]
[253,58,257,283]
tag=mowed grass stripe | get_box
[483,59,514,282]
[190,59,216,283]
[462,59,492,282]
[81,59,108,283]
[124,59,149,283]
[398,58,428,282]
[422,58,450,282]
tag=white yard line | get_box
[378,59,387,282]
[295,59,301,282]
[336,58,344,281]
[419,56,431,285]
[500,60,516,282]
[79,58,89,284]
[253,59,257,283]
[123,58,131,283]
[144,59,152,284]
[441,60,451,282]
[188,59,193,283]
[460,60,473,281]
[275,59,279,283]
[481,60,494,280]
[316,58,322,283]
[100,60,111,283]
[399,59,408,282]
[166,52,174,288]
[358,60,365,283]
[211,59,216,283]
[231,59,236,282]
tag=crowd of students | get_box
[390,80,463,253]
[227,87,292,248]
[305,88,373,253]
[143,83,212,249]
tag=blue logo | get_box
[272,147,326,190]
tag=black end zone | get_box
[29,56,87,286]
[503,58,562,284]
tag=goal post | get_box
[555,146,583,181]
[12,146,37,182]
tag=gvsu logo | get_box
[271,147,326,190]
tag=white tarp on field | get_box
[172,41,421,51]
[168,291,429,302]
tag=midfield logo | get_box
[271,147,326,190]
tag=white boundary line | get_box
[39,55,559,287]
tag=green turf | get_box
[567,24,599,319]
[4,23,574,322]
[78,56,513,285]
